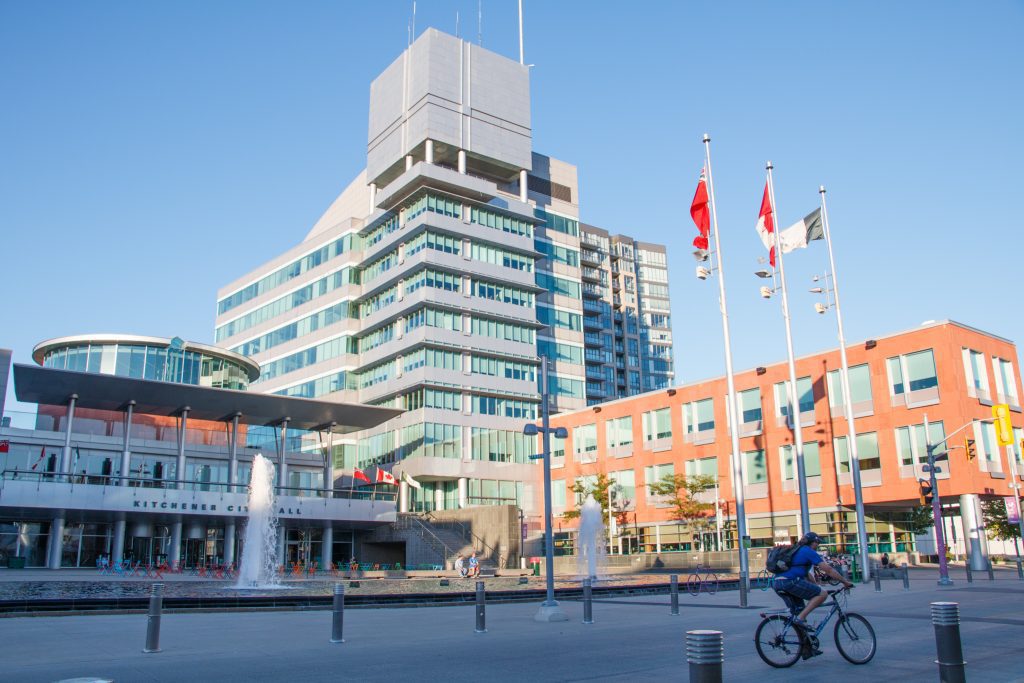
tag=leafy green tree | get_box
[647,474,717,548]
[982,498,1021,542]
[904,506,936,536]
[562,473,632,527]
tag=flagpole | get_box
[819,186,870,582]
[766,161,811,534]
[704,134,749,606]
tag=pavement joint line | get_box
[588,599,766,609]
[857,611,1024,627]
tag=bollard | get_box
[931,602,967,683]
[582,578,594,624]
[670,574,680,616]
[965,562,973,583]
[330,583,345,643]
[1016,559,1023,581]
[143,583,164,653]
[518,576,529,585]
[474,581,487,633]
[874,568,882,593]
[902,563,910,591]
[986,561,995,581]
[686,630,724,683]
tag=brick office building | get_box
[543,320,1023,565]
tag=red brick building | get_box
[543,321,1023,559]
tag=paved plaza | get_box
[0,567,1021,682]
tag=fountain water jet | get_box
[235,454,282,588]
[577,494,607,580]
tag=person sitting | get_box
[773,532,853,643]
[467,551,480,578]
[454,554,467,578]
[881,552,890,568]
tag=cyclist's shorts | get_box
[773,577,822,601]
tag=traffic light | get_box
[992,403,1014,446]
[965,438,977,461]
[918,480,934,506]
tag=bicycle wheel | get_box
[834,612,877,664]
[687,574,701,596]
[706,573,719,594]
[754,615,803,668]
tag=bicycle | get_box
[814,558,844,586]
[755,568,776,591]
[687,566,719,596]
[754,587,876,668]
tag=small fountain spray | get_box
[577,494,607,581]
[235,454,281,588]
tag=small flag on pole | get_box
[778,208,824,254]
[690,169,711,251]
[30,445,46,470]
[375,468,397,486]
[755,182,776,266]
[352,467,371,485]
[0,440,9,454]
[401,470,422,490]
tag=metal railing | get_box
[396,514,457,565]
[0,470,397,502]
[421,511,502,566]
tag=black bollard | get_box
[874,567,882,593]
[330,583,345,643]
[686,630,723,683]
[1016,559,1023,581]
[474,581,487,633]
[582,578,593,624]
[965,562,973,583]
[143,583,164,653]
[902,563,910,591]
[986,561,995,581]
[670,574,680,616]
[931,602,967,683]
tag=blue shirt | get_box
[778,545,823,580]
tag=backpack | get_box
[766,543,802,574]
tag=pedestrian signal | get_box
[965,438,976,461]
[918,480,934,506]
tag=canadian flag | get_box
[376,469,397,486]
[755,181,776,267]
[352,468,371,485]
[690,169,710,251]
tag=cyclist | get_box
[774,532,854,632]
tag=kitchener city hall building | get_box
[545,320,1023,566]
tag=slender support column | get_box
[458,477,468,509]
[405,154,413,171]
[175,407,190,490]
[425,139,434,164]
[368,182,377,213]
[519,169,528,202]
[120,401,135,485]
[434,485,445,511]
[169,522,182,570]
[323,524,334,570]
[399,481,410,513]
[112,517,127,564]
[47,516,65,569]
[60,394,78,480]
[228,413,240,493]
[278,524,287,568]
[224,521,236,566]
[323,423,336,498]
[458,149,467,174]
[276,418,290,493]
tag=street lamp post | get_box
[525,357,569,622]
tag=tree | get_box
[904,505,936,536]
[562,473,632,528]
[647,473,717,549]
[982,498,1021,542]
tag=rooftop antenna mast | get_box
[456,11,460,39]
[518,0,524,64]
[478,0,483,46]
[412,1,416,41]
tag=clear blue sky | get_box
[2,1,1022,412]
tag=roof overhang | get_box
[12,364,401,434]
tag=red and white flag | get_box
[755,182,776,266]
[690,169,710,251]
[30,445,46,470]
[0,440,9,454]
[375,469,397,486]
[352,467,371,485]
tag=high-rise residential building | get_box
[213,29,672,514]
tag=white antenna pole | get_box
[767,162,811,533]
[518,0,524,64]
[478,0,483,45]
[704,134,750,607]
[820,185,871,582]
[456,11,460,38]
[412,1,416,41]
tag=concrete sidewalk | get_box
[1,577,1022,681]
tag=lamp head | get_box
[523,424,539,436]
[553,427,568,439]
[754,269,772,279]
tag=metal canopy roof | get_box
[12,364,402,434]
